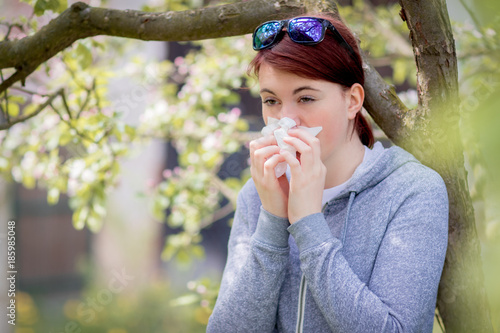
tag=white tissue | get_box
[260,117,322,177]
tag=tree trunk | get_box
[363,0,494,331]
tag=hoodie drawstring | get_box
[342,191,356,245]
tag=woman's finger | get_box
[250,140,290,218]
[249,135,279,175]
[287,128,321,154]
[279,149,301,174]
[251,145,281,175]
[282,136,311,154]
[263,153,286,177]
[249,135,277,156]
[282,135,320,170]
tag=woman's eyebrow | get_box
[260,88,275,95]
[293,86,320,95]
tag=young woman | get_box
[207,14,448,333]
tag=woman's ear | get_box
[347,83,365,120]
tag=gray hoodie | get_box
[207,142,449,332]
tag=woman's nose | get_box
[281,107,301,126]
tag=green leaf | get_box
[86,214,102,233]
[34,0,67,16]
[175,248,191,264]
[22,103,38,116]
[75,43,93,70]
[57,0,67,13]
[9,96,26,104]
[124,125,137,140]
[91,39,106,51]
[393,58,408,85]
[161,242,176,261]
[191,245,205,259]
[19,0,37,7]
[169,210,185,227]
[72,206,88,230]
[33,0,47,15]
[7,103,20,117]
[59,131,73,146]
[47,188,60,205]
[170,294,199,307]
[23,175,36,189]
[0,157,9,172]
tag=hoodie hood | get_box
[339,142,419,198]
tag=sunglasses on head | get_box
[252,17,355,57]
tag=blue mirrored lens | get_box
[254,21,282,49]
[288,18,323,42]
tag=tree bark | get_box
[380,0,492,331]
[0,0,340,94]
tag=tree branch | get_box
[0,0,321,94]
[366,53,413,67]
[458,0,483,33]
[0,88,63,130]
[0,70,10,123]
[9,85,48,96]
[1,22,24,41]
[49,102,101,144]
[0,66,36,95]
[200,201,235,229]
[361,52,409,144]
[210,176,238,208]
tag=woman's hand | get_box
[280,128,326,224]
[249,135,290,218]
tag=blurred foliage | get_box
[14,281,209,333]
[1,0,500,331]
[137,35,253,264]
[472,0,500,26]
[0,34,132,233]
[0,0,253,241]
[341,0,417,87]
[453,13,500,243]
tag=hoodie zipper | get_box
[295,274,307,333]
[295,203,329,333]
[294,197,354,333]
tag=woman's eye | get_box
[262,98,278,106]
[299,96,315,103]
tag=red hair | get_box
[248,14,374,148]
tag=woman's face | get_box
[258,63,361,167]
